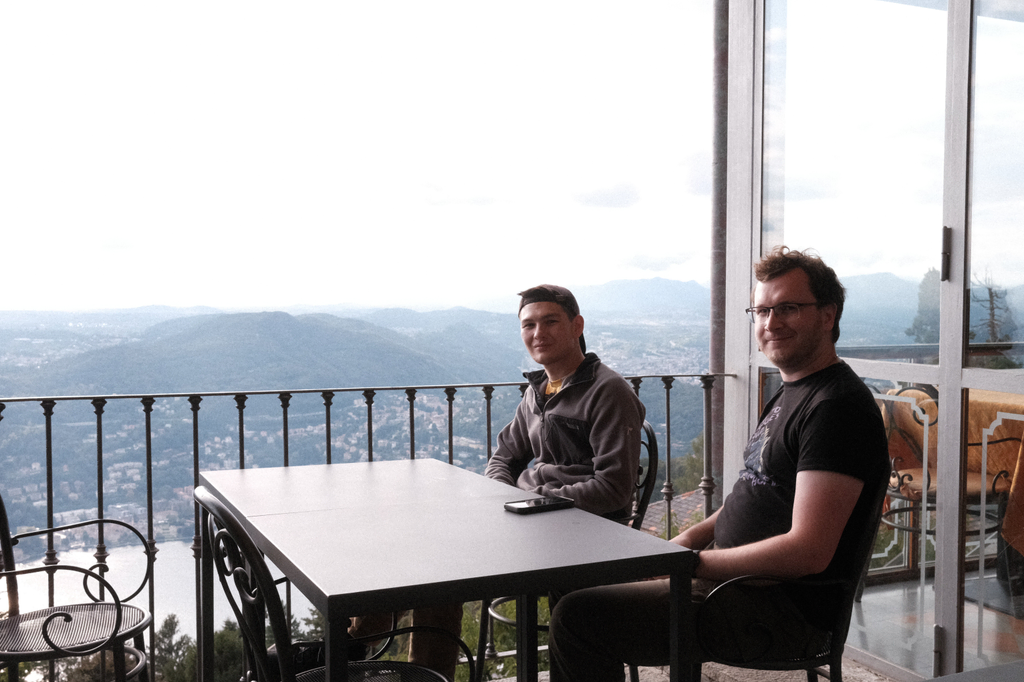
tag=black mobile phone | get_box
[503,496,575,514]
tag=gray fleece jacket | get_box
[484,353,646,516]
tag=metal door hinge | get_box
[941,227,952,281]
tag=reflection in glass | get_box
[848,378,938,676]
[962,389,1024,669]
[760,0,946,364]
[968,7,1024,370]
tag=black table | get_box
[198,459,696,682]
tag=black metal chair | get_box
[476,420,659,681]
[0,491,152,682]
[194,485,474,682]
[628,466,889,682]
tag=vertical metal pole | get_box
[141,397,158,659]
[235,394,247,469]
[280,393,292,466]
[709,0,729,510]
[661,378,675,539]
[406,388,417,459]
[323,391,335,464]
[42,399,57,606]
[189,395,206,682]
[445,387,457,464]
[92,399,108,568]
[699,375,717,519]
[363,390,376,462]
[483,386,494,461]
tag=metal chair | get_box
[194,486,474,682]
[628,460,889,682]
[0,491,152,682]
[880,386,1011,540]
[475,420,659,681]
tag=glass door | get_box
[752,0,1021,677]
[960,1,1024,672]
[758,1,949,677]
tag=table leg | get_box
[324,615,350,682]
[669,570,698,682]
[516,593,539,682]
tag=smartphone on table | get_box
[503,495,575,514]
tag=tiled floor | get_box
[851,572,1024,678]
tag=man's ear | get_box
[573,314,585,337]
[821,303,837,332]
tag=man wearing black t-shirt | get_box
[547,247,890,682]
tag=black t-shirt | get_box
[715,361,889,582]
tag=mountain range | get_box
[1,274,1020,398]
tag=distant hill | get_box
[6,273,1013,399]
[840,273,919,345]
[4,312,526,396]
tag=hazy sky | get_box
[3,1,1019,314]
[1,1,714,313]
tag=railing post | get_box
[234,394,247,468]
[482,386,495,460]
[280,392,292,466]
[188,395,206,682]
[406,388,417,459]
[445,387,457,464]
[41,399,57,602]
[41,398,60,682]
[92,398,108,565]
[323,391,335,464]
[141,396,159,657]
[630,377,643,396]
[363,389,376,461]
[699,374,717,519]
[660,378,675,539]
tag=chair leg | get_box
[628,663,640,682]
[806,664,838,682]
[114,641,127,682]
[476,599,493,682]
[134,633,150,682]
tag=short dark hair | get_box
[754,246,845,343]
[517,284,580,319]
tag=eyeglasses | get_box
[744,302,819,324]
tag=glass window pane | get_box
[761,0,947,364]
[967,6,1024,370]
[852,379,938,676]
[962,389,1024,670]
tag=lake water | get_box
[20,539,316,640]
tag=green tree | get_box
[970,273,1021,369]
[209,620,244,682]
[671,432,707,494]
[63,651,123,682]
[906,267,940,344]
[0,662,40,682]
[153,614,195,682]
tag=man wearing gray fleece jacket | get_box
[485,284,646,518]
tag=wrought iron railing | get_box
[0,373,722,680]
